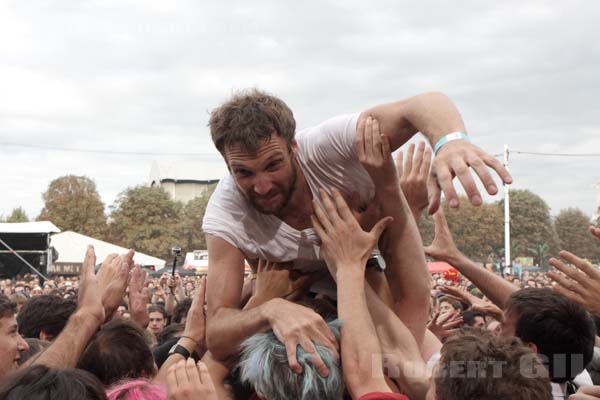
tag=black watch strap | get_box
[168,343,191,359]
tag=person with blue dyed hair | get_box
[238,320,343,400]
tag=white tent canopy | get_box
[0,221,60,234]
[51,231,166,268]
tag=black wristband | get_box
[168,343,191,359]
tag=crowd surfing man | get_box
[202,89,513,370]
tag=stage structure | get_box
[0,221,60,279]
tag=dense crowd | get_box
[1,90,600,400]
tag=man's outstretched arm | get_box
[33,246,106,369]
[360,91,512,214]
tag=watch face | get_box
[168,343,191,359]
[375,255,386,270]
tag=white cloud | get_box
[1,0,600,220]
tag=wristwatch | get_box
[168,343,191,359]
[366,254,386,271]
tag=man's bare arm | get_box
[361,92,465,152]
[312,188,393,398]
[205,235,339,376]
[360,92,512,214]
[205,234,270,360]
[365,284,430,400]
[33,246,105,369]
[425,210,518,309]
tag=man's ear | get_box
[39,331,49,341]
[291,138,298,154]
[525,341,538,354]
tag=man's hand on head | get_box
[263,298,339,378]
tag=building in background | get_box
[149,160,226,204]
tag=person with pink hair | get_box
[106,379,166,400]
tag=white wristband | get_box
[433,132,469,155]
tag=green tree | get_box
[2,207,29,222]
[108,186,182,260]
[418,197,503,263]
[38,175,107,238]
[178,185,217,252]
[555,207,599,260]
[443,196,504,263]
[497,189,559,267]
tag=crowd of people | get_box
[1,90,600,399]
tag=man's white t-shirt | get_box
[550,370,594,399]
[202,113,373,273]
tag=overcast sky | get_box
[1,0,599,221]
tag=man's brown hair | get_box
[0,295,16,319]
[438,296,463,312]
[208,89,296,156]
[435,330,552,400]
[505,288,595,382]
[77,319,155,386]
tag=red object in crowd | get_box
[428,261,461,282]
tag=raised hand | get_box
[78,245,105,325]
[253,259,313,303]
[424,208,462,263]
[548,251,600,316]
[427,310,463,341]
[97,249,135,321]
[427,139,512,214]
[312,187,392,274]
[182,275,208,353]
[160,272,169,288]
[440,286,504,321]
[590,226,600,242]
[32,245,105,369]
[356,116,397,189]
[397,142,432,218]
[129,264,150,329]
[167,359,218,400]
